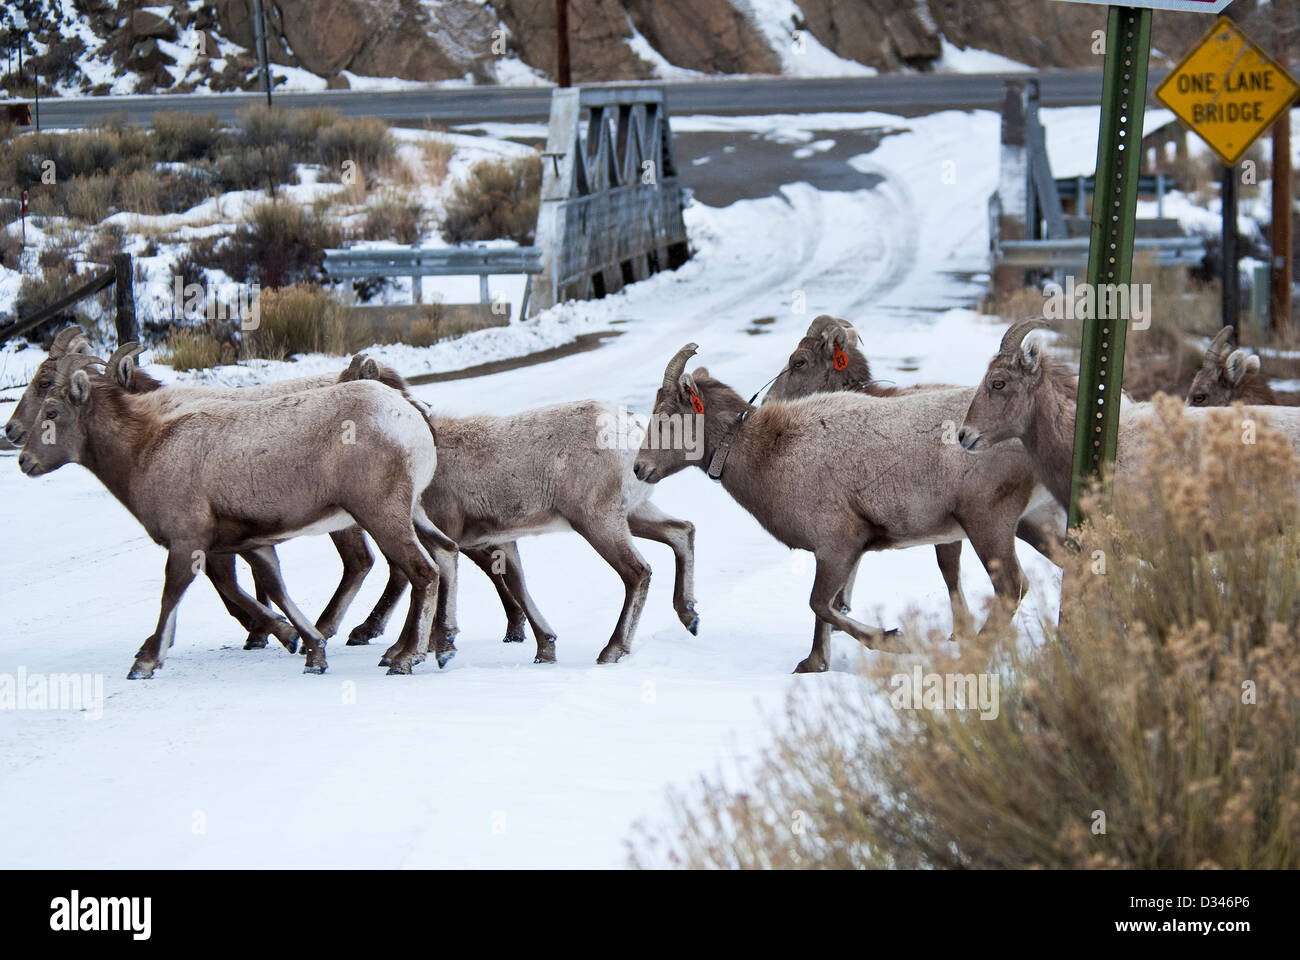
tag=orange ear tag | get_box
[833,341,849,371]
[688,389,704,415]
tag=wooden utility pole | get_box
[1272,108,1293,339]
[251,0,272,106]
[1271,10,1294,340]
[555,0,571,88]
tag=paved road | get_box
[27,69,1166,129]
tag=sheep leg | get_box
[831,555,861,615]
[1015,514,1061,562]
[796,549,899,673]
[489,541,559,663]
[209,555,275,649]
[244,547,331,674]
[628,503,699,635]
[418,525,459,669]
[463,544,530,644]
[576,517,650,665]
[934,541,973,635]
[963,523,1026,634]
[206,554,300,654]
[348,564,409,654]
[369,522,441,677]
[128,550,197,679]
[314,526,375,639]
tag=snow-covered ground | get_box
[2,106,1078,869]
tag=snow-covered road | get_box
[0,110,1061,868]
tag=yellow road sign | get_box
[1155,16,1299,166]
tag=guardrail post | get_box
[112,253,137,344]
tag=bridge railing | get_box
[529,85,690,317]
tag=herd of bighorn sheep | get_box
[6,315,1295,676]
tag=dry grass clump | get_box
[243,283,361,360]
[362,190,427,244]
[158,327,237,371]
[420,136,455,186]
[441,155,541,246]
[632,401,1300,869]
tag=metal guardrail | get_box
[322,246,542,309]
[1054,174,1165,199]
[997,236,1206,270]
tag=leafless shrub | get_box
[440,155,541,246]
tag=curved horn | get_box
[1204,325,1234,367]
[999,319,1049,354]
[106,341,145,374]
[48,325,90,359]
[805,315,840,339]
[662,343,699,392]
[53,353,106,385]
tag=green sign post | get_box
[1066,5,1154,529]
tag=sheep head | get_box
[1187,326,1264,406]
[634,343,707,484]
[959,319,1049,452]
[764,315,864,402]
[18,354,107,477]
[5,326,97,446]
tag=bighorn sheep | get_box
[18,354,456,679]
[633,344,1041,673]
[764,314,1063,628]
[338,356,699,673]
[1188,326,1277,407]
[5,330,371,652]
[958,320,1300,509]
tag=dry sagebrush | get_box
[632,399,1300,869]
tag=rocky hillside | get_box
[0,0,1278,97]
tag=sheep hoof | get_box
[503,633,526,643]
[303,665,327,675]
[243,634,269,650]
[596,644,627,664]
[126,665,155,680]
[687,615,700,636]
[436,650,456,668]
[386,661,413,676]
[793,658,828,674]
[377,657,390,667]
[347,623,380,646]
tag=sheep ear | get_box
[1019,331,1045,373]
[69,370,92,406]
[359,357,380,380]
[1225,349,1255,385]
[1245,354,1261,375]
[691,365,709,380]
[678,372,699,404]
